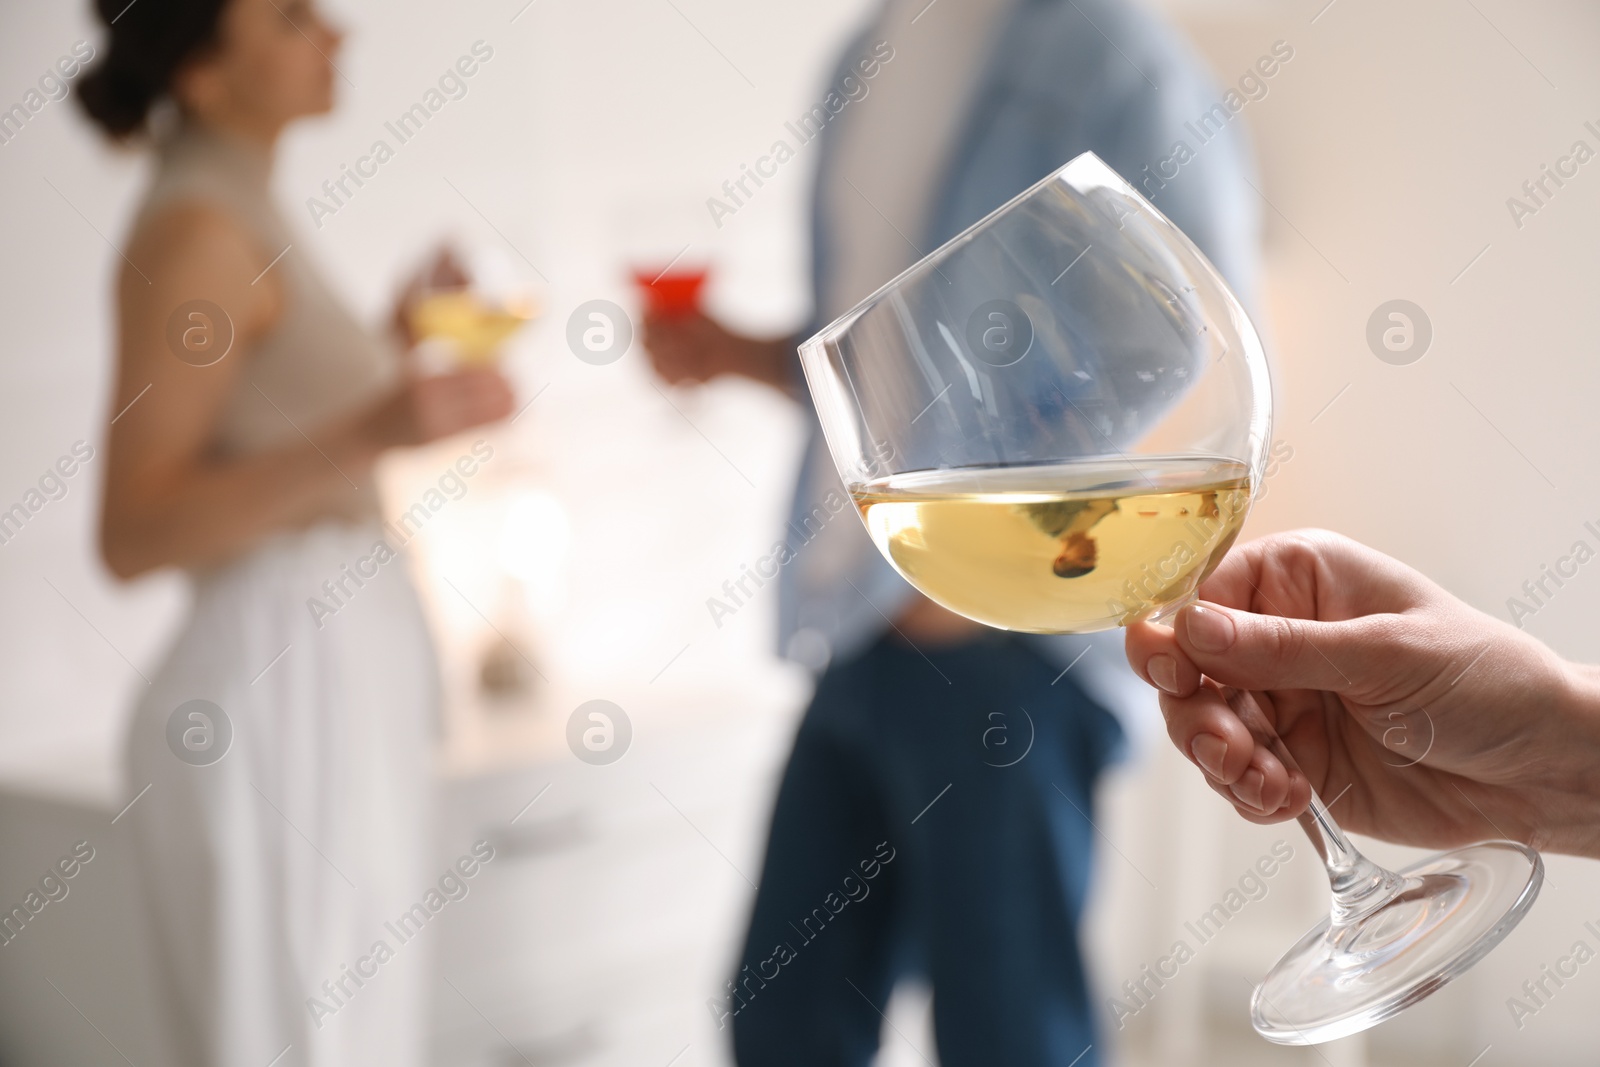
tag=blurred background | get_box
[2,0,1600,1064]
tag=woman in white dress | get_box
[79,0,513,1063]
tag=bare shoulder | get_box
[121,198,281,338]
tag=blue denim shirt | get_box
[779,0,1263,739]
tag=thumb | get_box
[1174,602,1371,694]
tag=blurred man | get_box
[645,0,1259,1062]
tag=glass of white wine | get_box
[407,243,540,370]
[798,152,1542,1045]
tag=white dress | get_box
[121,123,437,1067]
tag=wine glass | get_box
[796,152,1542,1045]
[633,261,710,317]
[407,242,540,371]
[616,193,714,319]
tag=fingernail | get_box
[1231,768,1265,811]
[1185,604,1236,654]
[1190,734,1227,778]
[1147,654,1180,694]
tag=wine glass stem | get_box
[1296,795,1408,926]
[1224,687,1408,926]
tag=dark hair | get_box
[78,0,231,139]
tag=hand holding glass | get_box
[796,153,1541,1044]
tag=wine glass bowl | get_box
[800,153,1271,634]
[407,242,541,369]
[617,192,715,319]
[409,288,538,366]
[797,151,1543,1044]
[632,263,710,318]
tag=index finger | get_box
[1196,529,1438,623]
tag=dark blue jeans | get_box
[727,631,1123,1067]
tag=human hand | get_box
[353,369,514,452]
[1123,529,1600,858]
[641,311,789,389]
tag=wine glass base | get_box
[1251,841,1543,1045]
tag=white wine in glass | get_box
[853,456,1251,633]
[409,289,538,366]
[799,152,1542,1046]
[407,242,542,369]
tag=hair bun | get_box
[77,60,158,139]
[76,0,230,141]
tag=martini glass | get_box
[407,242,540,370]
[796,152,1542,1045]
[631,261,710,318]
[618,193,714,319]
